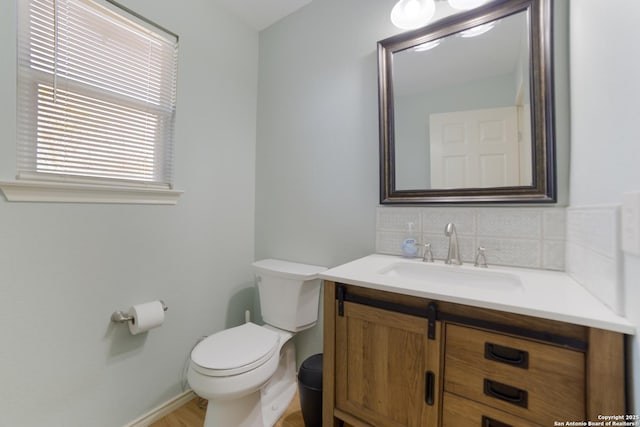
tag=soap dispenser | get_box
[401,222,419,258]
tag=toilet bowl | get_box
[187,259,326,427]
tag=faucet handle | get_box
[422,243,434,263]
[474,246,488,268]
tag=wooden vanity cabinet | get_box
[322,281,626,427]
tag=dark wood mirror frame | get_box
[379,0,556,204]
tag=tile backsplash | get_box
[376,207,567,270]
[566,206,623,315]
[376,205,626,316]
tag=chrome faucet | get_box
[444,223,462,265]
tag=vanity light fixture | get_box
[391,0,490,30]
[390,0,436,30]
[448,0,490,10]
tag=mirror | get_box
[379,0,555,204]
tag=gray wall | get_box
[255,1,385,270]
[569,0,640,411]
[0,1,259,426]
[254,0,391,363]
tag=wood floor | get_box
[149,391,306,427]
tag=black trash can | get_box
[298,353,323,427]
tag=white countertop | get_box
[320,254,635,335]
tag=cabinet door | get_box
[335,301,441,427]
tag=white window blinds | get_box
[17,0,178,187]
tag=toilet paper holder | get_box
[111,300,168,324]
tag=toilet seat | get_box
[191,322,280,377]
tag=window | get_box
[1,0,181,204]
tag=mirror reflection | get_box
[393,11,531,190]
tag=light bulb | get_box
[390,0,436,30]
[404,0,421,16]
[448,0,489,10]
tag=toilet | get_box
[187,259,327,427]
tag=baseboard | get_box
[124,389,197,427]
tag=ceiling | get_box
[212,0,313,31]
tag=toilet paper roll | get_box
[128,301,165,335]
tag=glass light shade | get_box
[390,0,436,30]
[448,0,489,10]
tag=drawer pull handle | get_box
[482,416,513,427]
[483,379,528,408]
[485,343,529,369]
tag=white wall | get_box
[569,0,640,412]
[0,1,259,426]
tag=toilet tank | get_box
[252,259,327,332]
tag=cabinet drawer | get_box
[444,324,585,425]
[443,392,543,427]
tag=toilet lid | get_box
[191,322,279,376]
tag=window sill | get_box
[0,180,183,205]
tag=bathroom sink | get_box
[378,262,522,292]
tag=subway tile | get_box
[566,209,588,247]
[477,209,542,239]
[543,209,567,240]
[376,231,404,255]
[422,233,476,263]
[376,207,422,232]
[476,237,541,269]
[376,206,566,271]
[421,208,476,235]
[565,205,622,314]
[567,206,619,259]
[542,239,565,271]
[566,241,623,315]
